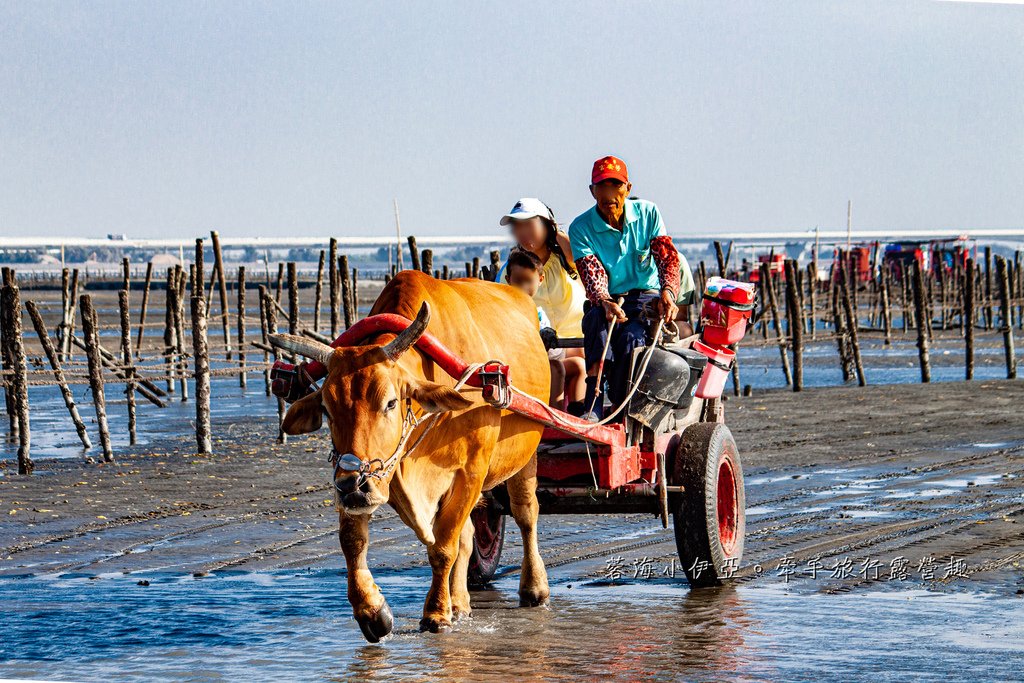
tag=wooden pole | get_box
[489,250,501,281]
[135,261,153,358]
[62,268,80,361]
[911,261,931,383]
[995,255,1017,379]
[194,238,205,303]
[237,266,247,388]
[313,249,325,333]
[329,238,340,337]
[191,295,212,454]
[80,294,113,462]
[287,262,299,336]
[880,265,892,345]
[210,231,232,360]
[351,268,359,320]
[1,283,32,472]
[163,268,177,393]
[275,262,285,303]
[964,258,975,379]
[839,269,867,386]
[831,269,854,383]
[258,285,271,395]
[407,236,420,272]
[57,267,70,359]
[25,300,91,449]
[264,289,286,444]
[339,255,354,329]
[806,262,817,340]
[983,246,993,330]
[118,290,137,445]
[783,260,803,391]
[0,279,17,444]
[174,267,189,401]
[761,263,792,385]
[421,249,433,276]
[713,241,726,276]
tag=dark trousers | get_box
[582,290,659,406]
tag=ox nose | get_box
[335,474,359,496]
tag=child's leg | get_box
[562,352,586,415]
[548,358,566,407]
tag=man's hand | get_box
[601,298,627,323]
[657,289,678,323]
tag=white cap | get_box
[500,197,553,226]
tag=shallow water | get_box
[0,569,1020,682]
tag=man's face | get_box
[508,265,542,297]
[590,179,632,224]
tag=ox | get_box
[271,270,551,641]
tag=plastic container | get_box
[699,277,757,346]
[693,339,735,399]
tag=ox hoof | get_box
[419,615,453,634]
[519,590,550,608]
[356,600,394,643]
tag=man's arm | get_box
[650,235,680,299]
[575,254,611,306]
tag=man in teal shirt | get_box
[569,155,682,419]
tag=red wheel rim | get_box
[716,454,739,556]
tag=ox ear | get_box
[282,389,324,435]
[408,380,473,414]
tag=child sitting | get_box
[505,249,586,408]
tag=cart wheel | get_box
[670,422,745,588]
[467,499,506,588]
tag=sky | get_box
[1,1,1022,239]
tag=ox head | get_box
[270,303,472,516]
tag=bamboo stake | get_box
[995,255,1017,379]
[211,230,232,360]
[25,301,91,449]
[135,261,153,358]
[191,295,212,454]
[1,283,32,472]
[911,261,931,383]
[329,238,340,337]
[313,249,325,333]
[80,294,113,462]
[119,290,137,445]
[238,266,247,388]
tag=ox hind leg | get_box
[421,471,482,633]
[448,514,475,621]
[339,511,393,643]
[507,457,550,607]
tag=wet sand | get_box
[1,380,1022,680]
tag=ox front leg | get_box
[339,511,393,643]
[421,476,481,633]
[508,462,550,607]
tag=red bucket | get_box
[700,277,756,346]
[693,339,734,399]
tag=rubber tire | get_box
[467,499,506,588]
[670,422,745,588]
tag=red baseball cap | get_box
[591,155,629,185]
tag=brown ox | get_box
[273,270,550,641]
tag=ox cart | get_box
[271,277,755,590]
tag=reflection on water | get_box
[0,570,1020,681]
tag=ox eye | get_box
[384,398,399,413]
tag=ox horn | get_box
[269,334,335,365]
[382,302,431,361]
